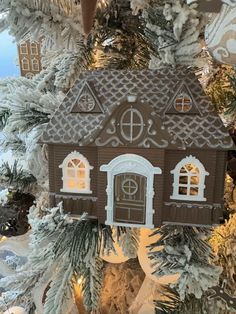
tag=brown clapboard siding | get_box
[48,145,56,193]
[97,147,165,225]
[54,194,96,216]
[162,205,213,226]
[214,151,227,204]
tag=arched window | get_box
[21,58,30,70]
[31,58,39,71]
[20,43,28,54]
[30,42,38,55]
[59,151,93,194]
[170,155,209,201]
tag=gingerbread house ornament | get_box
[39,67,235,228]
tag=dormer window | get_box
[174,93,192,113]
[170,155,209,201]
[59,151,93,194]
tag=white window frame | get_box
[30,42,38,55]
[59,151,93,194]
[31,58,39,71]
[170,155,209,201]
[120,107,144,143]
[21,57,30,71]
[100,154,162,228]
[20,43,28,54]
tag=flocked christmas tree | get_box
[0,0,236,313]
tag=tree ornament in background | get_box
[187,0,223,12]
[205,4,236,66]
[137,228,179,284]
[81,0,98,35]
[208,282,236,311]
[3,306,27,314]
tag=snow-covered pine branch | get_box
[148,225,222,300]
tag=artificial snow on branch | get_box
[149,225,222,300]
[0,203,119,314]
[142,0,205,68]
[0,0,84,51]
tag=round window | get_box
[78,92,95,112]
[122,178,138,195]
[174,94,192,113]
[120,108,144,143]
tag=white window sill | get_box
[60,188,92,194]
[105,221,154,229]
[170,195,206,202]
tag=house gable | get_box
[71,81,104,113]
[89,101,182,148]
[164,81,201,115]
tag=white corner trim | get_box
[101,154,161,227]
[170,155,209,202]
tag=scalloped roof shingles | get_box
[39,67,234,150]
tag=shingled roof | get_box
[39,66,234,150]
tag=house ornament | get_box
[39,67,235,228]
[208,282,236,310]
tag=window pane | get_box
[68,161,74,168]
[78,181,86,189]
[77,170,85,179]
[67,169,75,177]
[175,104,183,112]
[174,94,192,113]
[72,159,80,166]
[190,187,199,195]
[179,187,187,195]
[185,164,194,172]
[190,176,199,184]
[68,180,76,188]
[180,166,187,173]
[79,162,85,168]
[179,176,188,184]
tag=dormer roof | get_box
[39,66,234,150]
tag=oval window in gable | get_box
[120,107,144,143]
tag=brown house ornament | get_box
[39,67,235,228]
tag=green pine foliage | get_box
[205,66,236,114]
[93,0,151,70]
[0,161,37,191]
